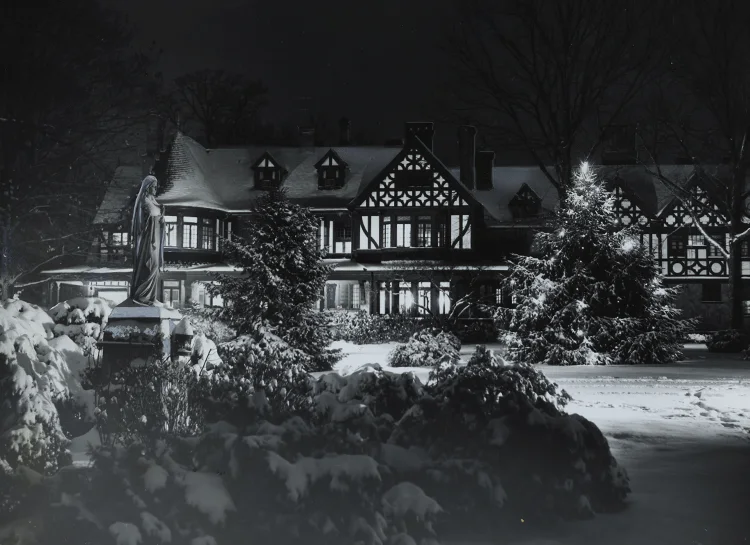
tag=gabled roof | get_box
[314,148,347,169]
[93,166,143,225]
[251,151,286,172]
[158,132,400,211]
[451,164,703,223]
[350,134,483,210]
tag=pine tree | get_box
[497,162,695,365]
[210,188,339,370]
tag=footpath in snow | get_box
[328,341,750,545]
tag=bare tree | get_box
[637,0,750,329]
[171,69,268,147]
[0,0,160,300]
[443,0,669,199]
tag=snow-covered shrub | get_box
[49,297,112,356]
[46,366,441,545]
[686,332,708,343]
[328,310,424,344]
[706,329,749,353]
[83,346,206,450]
[387,329,461,368]
[180,305,236,344]
[391,358,629,524]
[0,302,75,522]
[452,319,499,344]
[285,311,342,371]
[206,325,316,427]
[46,354,629,544]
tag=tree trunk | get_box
[1,221,11,301]
[729,167,745,330]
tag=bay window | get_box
[183,216,198,249]
[201,218,216,250]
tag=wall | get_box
[673,282,731,331]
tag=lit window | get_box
[415,216,431,247]
[397,282,413,313]
[183,217,198,249]
[165,216,178,247]
[382,216,392,248]
[438,282,451,314]
[450,214,472,249]
[201,218,215,250]
[162,280,180,308]
[395,216,412,247]
[333,220,352,254]
[417,282,431,314]
[111,232,129,246]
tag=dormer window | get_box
[252,152,286,190]
[509,184,542,220]
[315,149,347,190]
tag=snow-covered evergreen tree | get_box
[497,162,694,365]
[210,188,339,370]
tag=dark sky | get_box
[103,0,458,153]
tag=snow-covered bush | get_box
[0,301,76,522]
[180,305,236,344]
[43,351,629,544]
[387,329,461,368]
[49,297,112,356]
[452,319,499,344]
[706,329,749,353]
[328,310,424,344]
[393,357,628,524]
[206,325,317,427]
[82,343,206,449]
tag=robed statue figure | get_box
[130,176,165,305]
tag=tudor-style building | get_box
[31,121,750,329]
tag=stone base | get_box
[100,298,183,372]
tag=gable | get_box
[252,151,285,172]
[314,149,347,169]
[659,178,727,228]
[611,180,651,228]
[351,137,478,210]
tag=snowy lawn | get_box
[324,341,750,545]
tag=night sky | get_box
[104,0,459,155]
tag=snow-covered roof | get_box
[158,132,401,212]
[449,164,704,222]
[40,263,243,275]
[93,166,142,225]
[324,259,509,272]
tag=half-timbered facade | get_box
[29,122,750,329]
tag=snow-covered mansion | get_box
[31,121,750,329]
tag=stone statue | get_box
[130,175,165,305]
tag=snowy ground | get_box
[327,341,750,545]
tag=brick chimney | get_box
[404,121,435,151]
[339,117,351,146]
[458,125,477,190]
[475,149,495,190]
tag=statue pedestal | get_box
[99,299,183,372]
